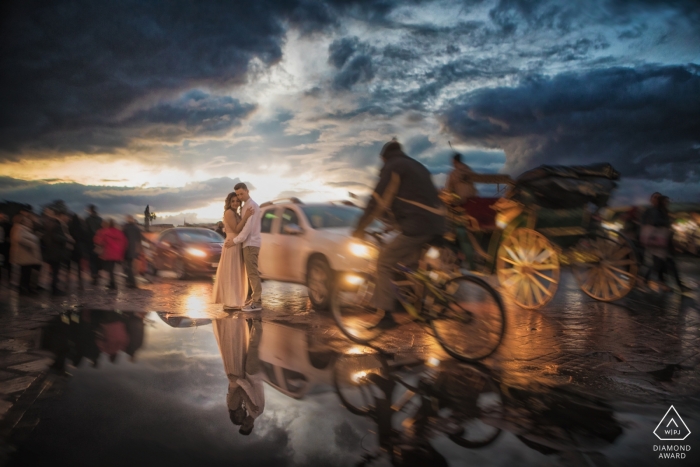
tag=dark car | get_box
[148,228,224,279]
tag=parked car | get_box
[258,199,383,309]
[147,227,224,279]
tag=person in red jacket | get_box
[94,218,127,290]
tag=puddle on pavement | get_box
[5,310,699,467]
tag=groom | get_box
[230,182,263,312]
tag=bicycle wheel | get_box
[331,277,386,344]
[333,354,390,416]
[430,275,506,362]
[437,364,503,448]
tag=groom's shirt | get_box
[233,198,262,248]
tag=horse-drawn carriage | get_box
[443,163,638,309]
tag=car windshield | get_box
[301,205,383,230]
[176,229,223,243]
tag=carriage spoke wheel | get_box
[497,228,560,309]
[572,234,637,302]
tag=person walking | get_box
[659,196,691,296]
[641,193,672,292]
[122,215,143,289]
[214,192,254,310]
[67,213,88,289]
[94,219,127,290]
[85,204,103,285]
[9,215,42,295]
[42,206,70,296]
[230,183,263,312]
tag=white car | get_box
[257,199,381,308]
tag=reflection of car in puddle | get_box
[332,353,623,466]
[257,321,335,398]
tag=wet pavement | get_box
[0,260,699,466]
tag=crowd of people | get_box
[0,202,144,296]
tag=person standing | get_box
[353,139,446,329]
[10,215,42,295]
[445,152,477,203]
[641,192,668,290]
[85,204,103,285]
[94,219,127,290]
[214,193,254,310]
[122,215,143,289]
[67,213,88,289]
[215,221,225,238]
[42,207,70,296]
[230,183,263,312]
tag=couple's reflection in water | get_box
[208,317,623,465]
[39,312,624,465]
[212,316,264,436]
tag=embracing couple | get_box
[212,183,263,312]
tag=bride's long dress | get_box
[212,210,248,308]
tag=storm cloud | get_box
[441,65,700,182]
[0,0,416,158]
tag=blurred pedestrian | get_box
[10,215,42,295]
[85,204,103,285]
[0,213,11,284]
[659,196,691,296]
[94,219,127,290]
[58,211,76,282]
[122,215,143,289]
[641,192,670,291]
[41,207,70,296]
[215,221,225,238]
[67,213,89,289]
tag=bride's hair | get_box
[224,192,241,215]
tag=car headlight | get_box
[349,241,378,260]
[186,248,207,258]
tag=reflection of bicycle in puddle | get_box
[332,352,624,466]
[333,353,503,466]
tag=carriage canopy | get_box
[512,163,620,209]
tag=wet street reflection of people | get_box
[212,316,264,436]
[42,309,147,372]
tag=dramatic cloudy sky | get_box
[1,0,698,223]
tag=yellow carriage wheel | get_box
[497,228,560,309]
[572,233,638,302]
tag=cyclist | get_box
[353,139,445,329]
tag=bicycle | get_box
[331,231,506,362]
[332,353,503,466]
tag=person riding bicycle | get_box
[353,139,446,330]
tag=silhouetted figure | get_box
[0,213,11,284]
[85,204,103,285]
[67,213,89,289]
[122,215,143,288]
[42,207,70,296]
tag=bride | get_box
[213,192,253,310]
